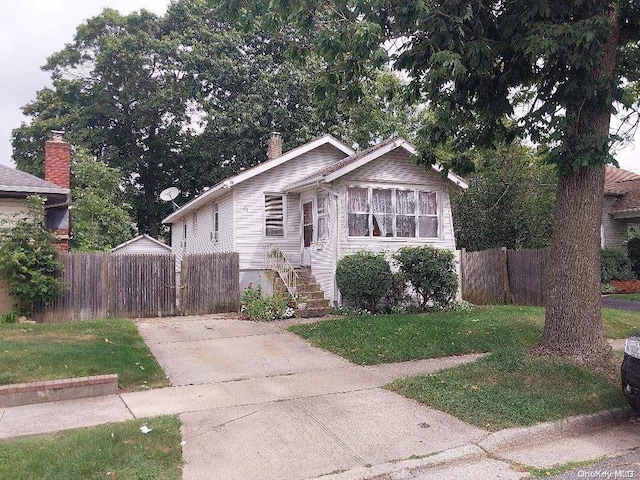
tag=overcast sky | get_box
[1,1,638,173]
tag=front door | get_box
[302,201,313,266]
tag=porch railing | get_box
[265,244,298,298]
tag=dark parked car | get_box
[622,331,640,413]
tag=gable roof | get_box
[0,164,70,196]
[283,137,468,192]
[163,134,354,224]
[111,234,172,253]
[605,165,640,215]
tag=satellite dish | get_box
[159,187,181,210]
[160,187,180,202]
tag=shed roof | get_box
[111,234,172,253]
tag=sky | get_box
[0,1,639,173]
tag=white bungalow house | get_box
[162,134,467,307]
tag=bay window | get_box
[347,186,439,238]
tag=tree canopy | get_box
[451,144,556,252]
[13,0,420,237]
[71,150,134,252]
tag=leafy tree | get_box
[451,144,557,251]
[0,196,65,316]
[223,0,640,371]
[71,150,135,251]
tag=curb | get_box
[311,444,485,480]
[478,408,633,452]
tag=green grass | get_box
[609,293,640,302]
[289,306,639,365]
[0,319,169,390]
[387,349,627,431]
[0,416,182,480]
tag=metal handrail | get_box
[264,244,298,298]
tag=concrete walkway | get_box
[1,314,639,479]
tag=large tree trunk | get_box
[538,165,611,365]
[536,2,619,377]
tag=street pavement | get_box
[0,313,639,479]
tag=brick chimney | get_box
[45,130,71,189]
[44,131,71,253]
[267,132,282,160]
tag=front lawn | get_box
[388,349,627,431]
[0,416,182,480]
[289,306,639,365]
[0,319,169,390]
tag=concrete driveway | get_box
[135,314,487,480]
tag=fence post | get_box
[499,247,511,304]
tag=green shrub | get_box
[600,248,635,283]
[335,251,392,312]
[0,196,65,315]
[0,309,19,324]
[393,245,458,309]
[628,237,640,277]
[240,284,294,321]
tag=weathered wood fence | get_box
[180,253,240,315]
[38,252,239,322]
[460,248,547,306]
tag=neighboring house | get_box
[111,234,172,254]
[602,165,640,250]
[0,132,72,314]
[0,132,71,252]
[163,133,468,306]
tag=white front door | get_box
[302,200,313,266]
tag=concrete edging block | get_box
[0,374,119,408]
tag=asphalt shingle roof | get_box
[0,164,68,193]
[605,165,640,213]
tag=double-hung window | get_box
[317,194,328,240]
[347,187,439,238]
[265,194,284,237]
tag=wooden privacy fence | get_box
[460,248,548,306]
[39,252,239,322]
[180,253,240,315]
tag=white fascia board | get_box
[163,134,354,224]
[323,138,469,189]
[324,138,410,183]
[0,185,70,195]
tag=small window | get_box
[182,222,187,249]
[265,194,284,237]
[192,211,198,235]
[317,194,328,240]
[212,203,219,242]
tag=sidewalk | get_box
[1,314,638,479]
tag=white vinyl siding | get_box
[112,237,172,254]
[234,144,347,270]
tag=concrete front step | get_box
[306,298,330,309]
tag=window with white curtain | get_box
[265,194,284,237]
[347,187,438,238]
